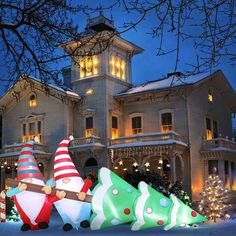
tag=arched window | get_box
[85,158,98,167]
[29,94,37,108]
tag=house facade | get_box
[0,13,236,201]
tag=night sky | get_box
[0,1,235,94]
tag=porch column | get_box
[218,160,225,182]
[0,166,5,191]
[169,151,175,184]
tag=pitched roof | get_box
[118,71,214,96]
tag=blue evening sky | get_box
[73,1,236,90]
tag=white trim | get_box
[131,182,150,231]
[55,154,70,161]
[54,162,75,169]
[164,194,180,231]
[56,147,69,152]
[54,169,78,177]
[91,167,113,230]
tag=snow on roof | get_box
[118,72,214,96]
[29,77,80,98]
[108,139,188,149]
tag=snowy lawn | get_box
[1,210,236,236]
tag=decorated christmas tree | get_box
[90,167,138,230]
[198,175,231,222]
[8,204,21,222]
[91,167,206,231]
[131,182,206,230]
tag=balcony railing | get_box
[202,138,236,151]
[70,135,102,147]
[1,142,49,154]
[110,131,184,146]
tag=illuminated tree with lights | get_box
[199,175,231,222]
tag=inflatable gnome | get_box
[53,136,92,231]
[90,167,206,231]
[131,181,206,230]
[6,139,66,231]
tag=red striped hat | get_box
[17,140,44,181]
[54,136,80,181]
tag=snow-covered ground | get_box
[1,210,236,236]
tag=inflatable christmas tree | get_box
[91,168,206,231]
[90,167,138,230]
[131,182,206,230]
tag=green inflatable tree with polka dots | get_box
[90,167,207,231]
[90,167,138,230]
[131,182,206,230]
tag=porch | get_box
[201,137,236,191]
[108,131,190,190]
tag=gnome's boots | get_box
[38,222,49,229]
[21,223,31,231]
[80,220,90,228]
[63,223,73,231]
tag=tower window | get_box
[29,94,37,108]
[110,55,126,80]
[85,117,93,137]
[208,90,213,103]
[79,55,98,78]
[132,116,142,135]
[111,116,119,139]
[161,113,172,132]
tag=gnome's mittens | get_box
[77,192,86,201]
[18,182,27,191]
[42,186,52,194]
[56,190,66,200]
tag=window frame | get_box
[21,115,44,143]
[29,93,37,108]
[111,115,119,139]
[205,117,218,140]
[85,116,94,137]
[79,55,99,79]
[159,109,174,132]
[109,54,126,81]
[129,113,143,135]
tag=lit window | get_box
[22,121,42,143]
[110,55,126,80]
[161,113,172,132]
[208,160,218,174]
[79,55,98,78]
[206,118,212,140]
[85,88,94,95]
[29,94,37,108]
[85,117,93,137]
[132,116,142,135]
[111,116,119,139]
[206,118,218,140]
[208,90,213,103]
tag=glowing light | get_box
[118,160,123,166]
[132,162,138,167]
[114,166,118,170]
[86,88,94,95]
[144,162,150,167]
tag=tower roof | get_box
[85,11,116,32]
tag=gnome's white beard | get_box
[55,177,91,225]
[16,179,45,225]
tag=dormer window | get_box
[79,55,98,78]
[208,89,213,103]
[110,55,126,80]
[29,94,37,108]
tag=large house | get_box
[0,13,236,201]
